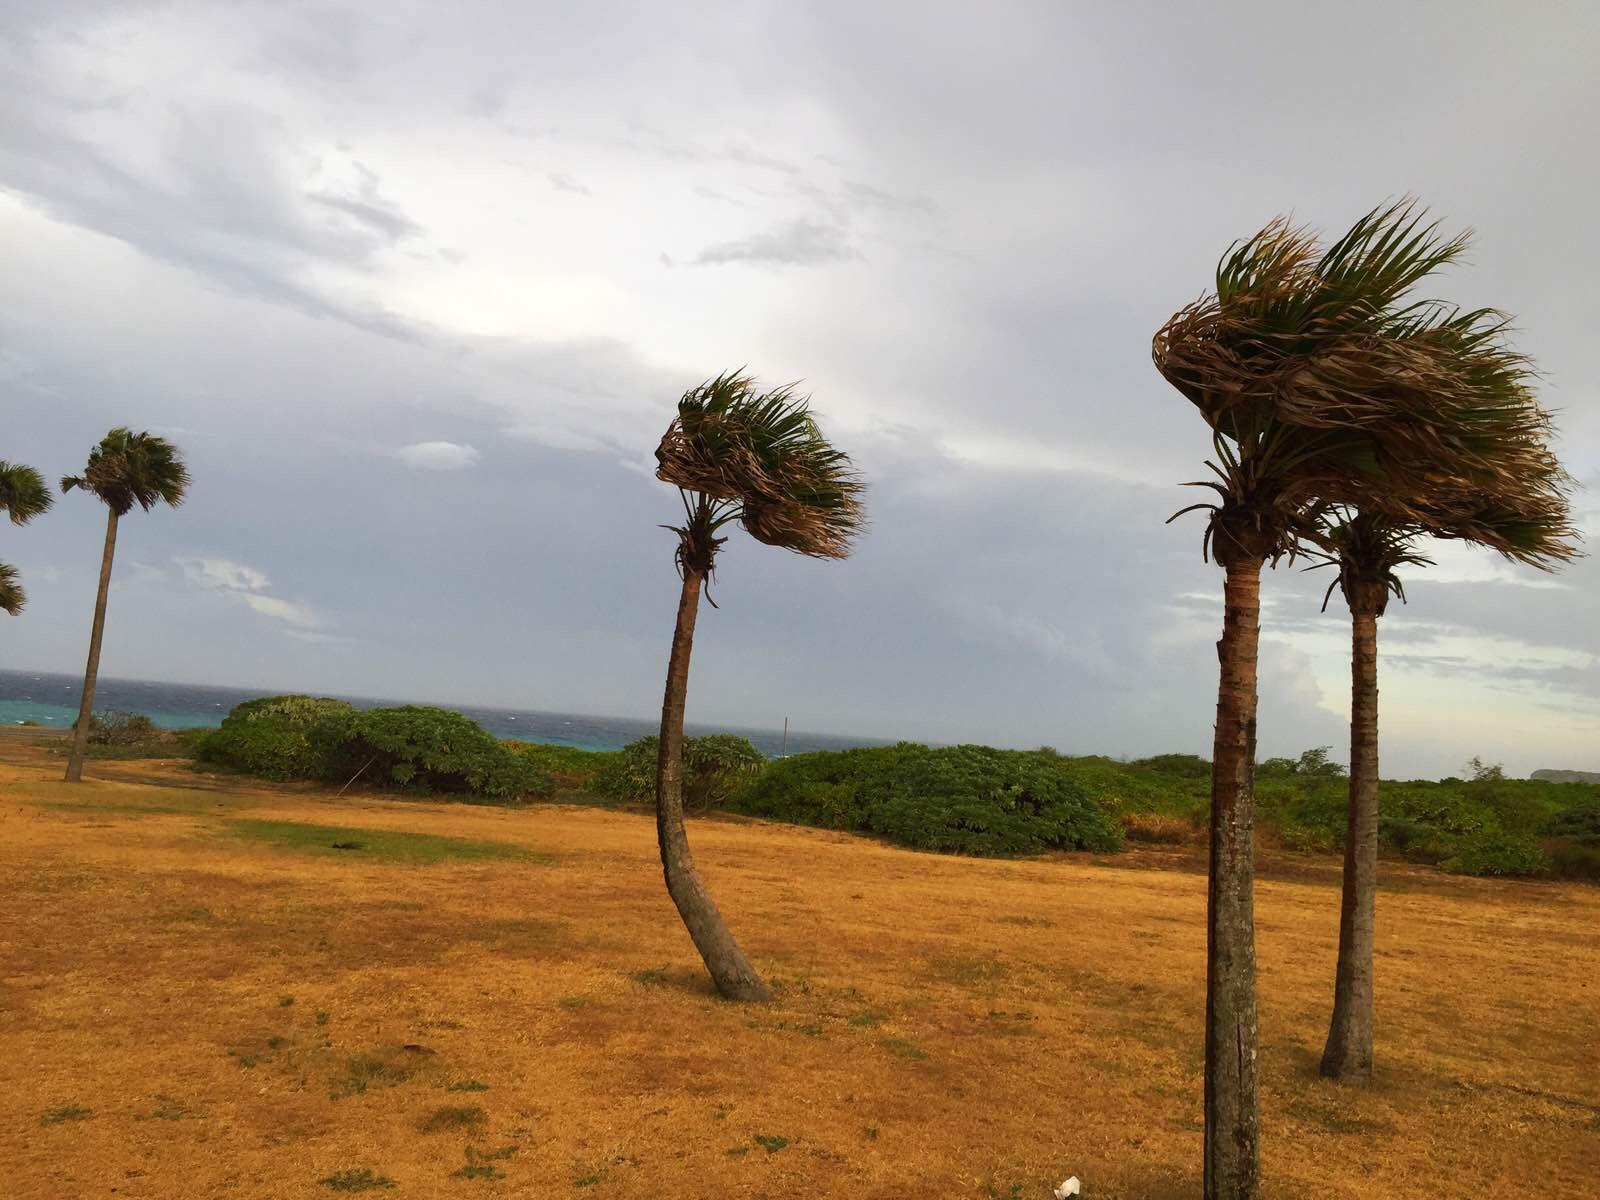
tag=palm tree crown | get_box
[655,372,865,573]
[62,428,190,516]
[1153,200,1570,565]
[1,459,53,615]
[1,460,53,525]
[0,563,24,616]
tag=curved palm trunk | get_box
[64,508,118,783]
[655,567,771,1001]
[1321,605,1380,1081]
[1206,557,1263,1200]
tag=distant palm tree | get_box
[61,429,190,782]
[651,372,864,1000]
[1314,500,1572,1083]
[1152,201,1562,1200]
[1,460,54,615]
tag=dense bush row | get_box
[198,697,549,801]
[1057,751,1600,880]
[734,742,1124,857]
[184,699,1599,879]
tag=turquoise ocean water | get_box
[0,669,882,757]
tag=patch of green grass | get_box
[331,1054,414,1099]
[140,1096,188,1121]
[753,1134,791,1154]
[630,967,672,987]
[446,1079,490,1093]
[848,1010,888,1028]
[879,1036,928,1061]
[574,1172,603,1186]
[557,995,589,1010]
[319,1168,396,1192]
[279,994,296,1007]
[224,819,540,865]
[922,953,1008,987]
[316,1010,330,1026]
[416,1104,486,1133]
[40,1105,91,1125]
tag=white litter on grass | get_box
[1053,1178,1081,1199]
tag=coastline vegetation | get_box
[84,696,1599,882]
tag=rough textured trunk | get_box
[1321,604,1381,1081]
[1205,556,1264,1200]
[64,508,118,783]
[654,568,771,1001]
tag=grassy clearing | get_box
[1,740,1596,1198]
[221,818,540,865]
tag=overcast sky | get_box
[2,1,1596,778]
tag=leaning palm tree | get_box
[61,429,190,782]
[1,460,54,615]
[1314,493,1573,1082]
[651,372,863,1000]
[1152,200,1560,1200]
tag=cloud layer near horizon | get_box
[2,1,1596,777]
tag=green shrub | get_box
[1548,840,1600,881]
[199,718,331,779]
[505,741,621,789]
[1130,753,1211,779]
[1440,834,1548,878]
[199,695,356,780]
[595,734,765,811]
[87,710,158,746]
[334,706,548,800]
[227,695,359,728]
[200,697,546,802]
[735,742,1121,857]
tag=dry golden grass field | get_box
[2,733,1597,1199]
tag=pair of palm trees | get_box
[1,431,190,782]
[1152,201,1576,1199]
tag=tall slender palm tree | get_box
[1152,201,1559,1200]
[1315,495,1573,1083]
[651,372,864,1000]
[1,460,54,615]
[61,429,190,782]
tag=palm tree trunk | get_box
[654,567,771,1001]
[1321,605,1380,1081]
[64,508,118,783]
[1205,557,1263,1200]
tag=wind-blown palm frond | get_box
[61,428,190,517]
[656,372,865,562]
[1153,199,1575,564]
[0,562,24,615]
[0,461,53,525]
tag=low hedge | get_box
[199,697,547,801]
[734,742,1123,857]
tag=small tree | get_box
[650,372,863,1000]
[1,460,54,615]
[61,429,189,782]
